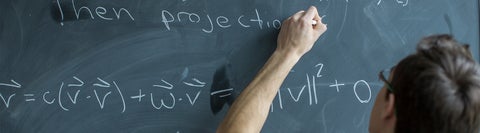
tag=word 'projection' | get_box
[0,63,374,113]
[55,0,281,32]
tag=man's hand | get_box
[277,6,327,58]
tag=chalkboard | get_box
[0,0,478,133]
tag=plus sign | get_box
[329,79,345,92]
[130,89,146,102]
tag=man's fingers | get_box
[312,14,321,27]
[312,12,321,23]
[292,10,305,21]
[313,15,325,29]
[303,6,318,21]
[296,10,305,14]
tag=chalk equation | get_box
[0,77,208,113]
[268,63,373,112]
[0,63,375,113]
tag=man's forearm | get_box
[217,50,300,133]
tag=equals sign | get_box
[210,88,233,98]
[24,94,36,102]
[210,65,235,115]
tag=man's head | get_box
[369,34,480,133]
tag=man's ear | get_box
[382,93,396,119]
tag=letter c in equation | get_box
[43,91,56,104]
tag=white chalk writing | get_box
[0,63,376,113]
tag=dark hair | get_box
[392,34,480,133]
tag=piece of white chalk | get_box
[312,20,317,25]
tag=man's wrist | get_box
[273,48,302,64]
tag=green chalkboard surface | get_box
[0,0,478,132]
